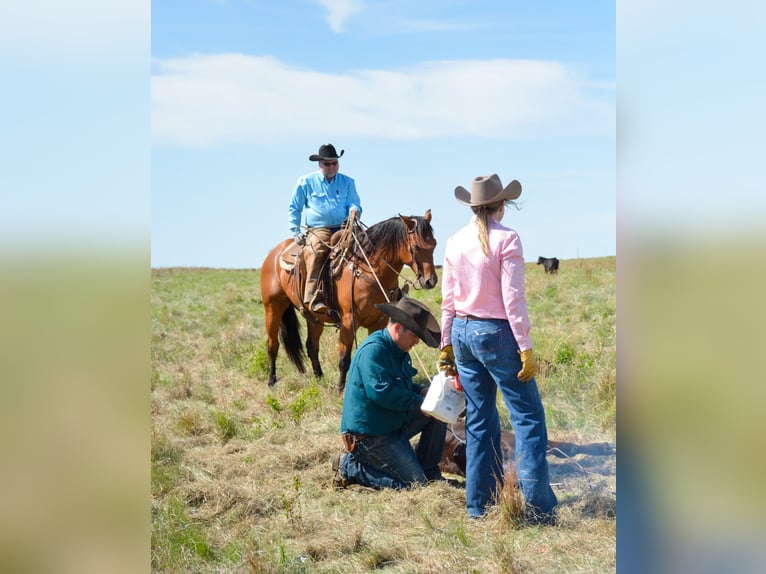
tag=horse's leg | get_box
[305,321,324,380]
[336,322,356,394]
[264,301,286,386]
[262,279,293,387]
[262,240,311,386]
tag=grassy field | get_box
[151,256,616,573]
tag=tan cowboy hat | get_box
[375,297,441,348]
[454,174,521,206]
[309,143,345,162]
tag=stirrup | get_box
[307,291,328,313]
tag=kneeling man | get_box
[333,297,447,489]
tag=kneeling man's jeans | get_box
[342,409,446,489]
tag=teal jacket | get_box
[340,328,427,436]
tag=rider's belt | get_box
[307,226,341,234]
[455,313,492,321]
[341,432,370,453]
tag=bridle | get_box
[404,227,436,289]
[343,220,434,293]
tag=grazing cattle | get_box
[537,256,559,274]
[439,419,613,477]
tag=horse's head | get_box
[399,209,438,290]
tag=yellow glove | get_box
[517,349,537,383]
[437,345,457,376]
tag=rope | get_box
[348,225,431,379]
[350,226,390,301]
[348,225,419,290]
[335,216,356,254]
[447,423,467,445]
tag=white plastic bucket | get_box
[421,371,465,424]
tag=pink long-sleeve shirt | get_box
[440,216,533,351]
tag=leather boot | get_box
[310,292,328,313]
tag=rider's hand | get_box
[517,349,537,382]
[349,208,359,222]
[437,345,457,377]
[294,232,306,246]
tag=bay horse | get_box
[260,210,438,393]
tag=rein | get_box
[348,223,421,291]
[341,221,432,378]
[350,227,395,302]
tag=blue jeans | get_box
[341,409,446,489]
[452,317,557,518]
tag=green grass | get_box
[151,258,616,572]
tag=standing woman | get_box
[438,174,557,522]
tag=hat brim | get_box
[309,149,345,161]
[375,302,441,348]
[454,179,522,206]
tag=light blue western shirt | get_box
[288,171,362,235]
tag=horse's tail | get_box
[279,305,306,373]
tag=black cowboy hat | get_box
[454,174,521,206]
[309,143,345,162]
[375,297,441,348]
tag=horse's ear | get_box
[424,209,431,222]
[399,214,416,232]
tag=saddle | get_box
[277,226,400,321]
[279,231,348,273]
[279,240,303,272]
[278,238,340,319]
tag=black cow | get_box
[537,256,559,274]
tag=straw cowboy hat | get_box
[375,297,441,348]
[454,174,521,207]
[309,143,345,162]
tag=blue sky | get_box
[151,1,616,268]
[3,1,764,268]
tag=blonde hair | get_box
[471,201,504,256]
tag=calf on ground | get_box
[439,419,613,477]
[537,256,559,274]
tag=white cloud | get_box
[312,0,363,33]
[151,53,614,147]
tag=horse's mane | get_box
[357,215,434,261]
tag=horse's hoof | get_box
[268,378,277,387]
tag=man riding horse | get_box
[261,209,438,391]
[288,143,362,314]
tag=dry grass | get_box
[151,258,616,573]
